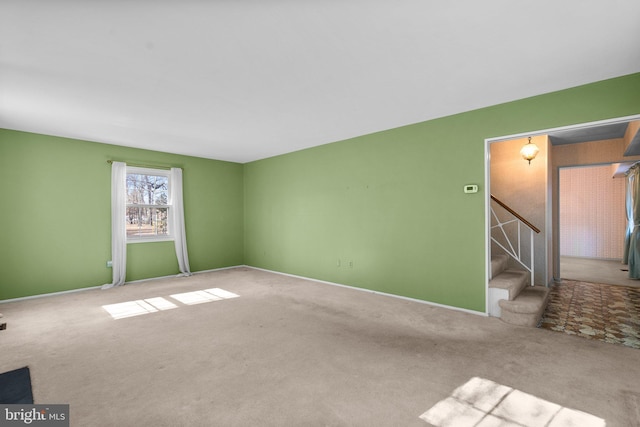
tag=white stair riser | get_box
[488,288,509,317]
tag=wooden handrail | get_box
[490,194,541,234]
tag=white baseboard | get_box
[0,284,103,304]
[2,265,488,318]
[247,266,487,317]
[0,265,247,304]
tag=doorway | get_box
[485,114,640,308]
[557,164,639,287]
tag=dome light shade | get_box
[520,137,539,165]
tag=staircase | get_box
[489,254,550,327]
[489,195,550,327]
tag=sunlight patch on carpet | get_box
[102,297,177,319]
[205,288,240,299]
[170,290,222,305]
[420,377,605,427]
[170,288,239,305]
[102,288,240,319]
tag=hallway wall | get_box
[559,165,626,259]
[490,135,550,286]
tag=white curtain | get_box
[170,167,191,276]
[102,161,127,289]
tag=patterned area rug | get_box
[540,280,640,349]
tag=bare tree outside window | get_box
[125,171,170,239]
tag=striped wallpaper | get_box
[559,165,627,259]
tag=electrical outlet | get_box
[106,260,113,268]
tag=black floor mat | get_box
[0,366,34,404]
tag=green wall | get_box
[2,73,640,308]
[0,130,244,300]
[244,72,640,312]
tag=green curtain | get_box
[626,165,640,278]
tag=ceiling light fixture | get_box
[520,136,539,165]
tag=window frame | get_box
[125,166,173,244]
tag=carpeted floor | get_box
[1,268,640,426]
[540,280,640,349]
[560,256,640,288]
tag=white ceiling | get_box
[1,1,640,163]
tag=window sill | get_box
[127,237,174,244]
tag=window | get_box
[125,167,171,242]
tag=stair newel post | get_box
[517,221,521,260]
[530,228,534,286]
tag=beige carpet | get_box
[560,256,640,288]
[1,268,639,426]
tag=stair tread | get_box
[489,269,529,300]
[489,269,528,288]
[499,286,550,314]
